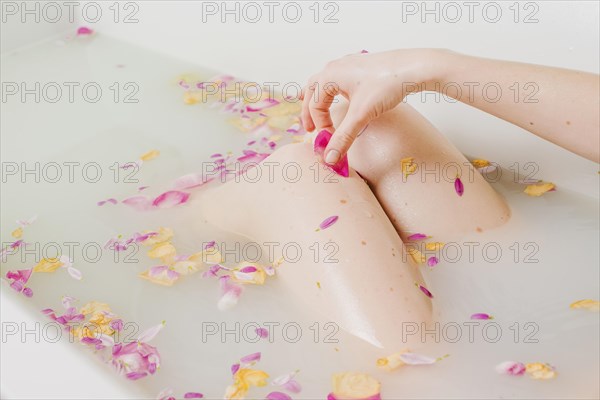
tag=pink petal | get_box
[81,337,102,346]
[67,266,83,280]
[454,177,464,196]
[97,198,118,206]
[204,241,216,250]
[496,361,526,376]
[183,393,204,399]
[61,296,76,309]
[255,327,269,339]
[282,379,301,393]
[239,266,258,273]
[427,257,439,267]
[10,280,24,292]
[399,352,437,365]
[173,173,212,190]
[218,276,242,310]
[360,49,369,53]
[110,319,124,331]
[407,233,428,241]
[16,215,37,227]
[122,195,153,211]
[77,26,93,36]
[240,352,261,364]
[231,363,240,375]
[318,215,339,230]
[327,394,337,400]
[417,284,433,298]
[137,321,165,343]
[125,372,148,380]
[138,186,150,191]
[246,98,280,112]
[471,313,493,320]
[313,130,349,177]
[22,287,33,297]
[152,191,190,208]
[266,392,292,400]
[149,265,168,277]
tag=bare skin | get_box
[198,142,433,350]
[199,101,509,348]
[301,49,600,163]
[333,100,509,241]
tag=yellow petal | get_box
[268,134,283,142]
[332,372,381,399]
[189,248,224,265]
[170,260,200,275]
[33,258,63,273]
[183,91,201,105]
[570,299,600,311]
[224,382,249,400]
[524,182,555,197]
[11,227,23,238]
[376,349,410,371]
[525,363,557,380]
[407,248,426,265]
[471,159,490,168]
[425,242,445,251]
[138,270,176,286]
[148,242,176,259]
[140,150,160,161]
[237,368,269,387]
[401,157,418,179]
[80,301,112,316]
[141,227,174,246]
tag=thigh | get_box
[197,142,433,350]
[331,101,510,242]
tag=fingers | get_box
[324,100,370,165]
[301,82,317,132]
[308,81,339,134]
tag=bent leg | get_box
[197,143,432,350]
[332,101,510,242]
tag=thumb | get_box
[324,101,371,165]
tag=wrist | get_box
[421,48,462,92]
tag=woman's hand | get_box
[301,48,448,164]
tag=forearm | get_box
[435,51,599,162]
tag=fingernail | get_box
[325,149,341,165]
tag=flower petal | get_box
[314,130,349,177]
[152,190,190,208]
[454,177,464,196]
[266,392,292,400]
[570,299,600,311]
[426,257,439,267]
[398,352,437,365]
[317,215,339,231]
[183,393,204,399]
[495,361,526,376]
[415,283,433,298]
[470,313,493,320]
[407,233,428,241]
[67,266,83,280]
[122,195,153,211]
[524,182,555,197]
[137,320,166,343]
[240,352,261,365]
